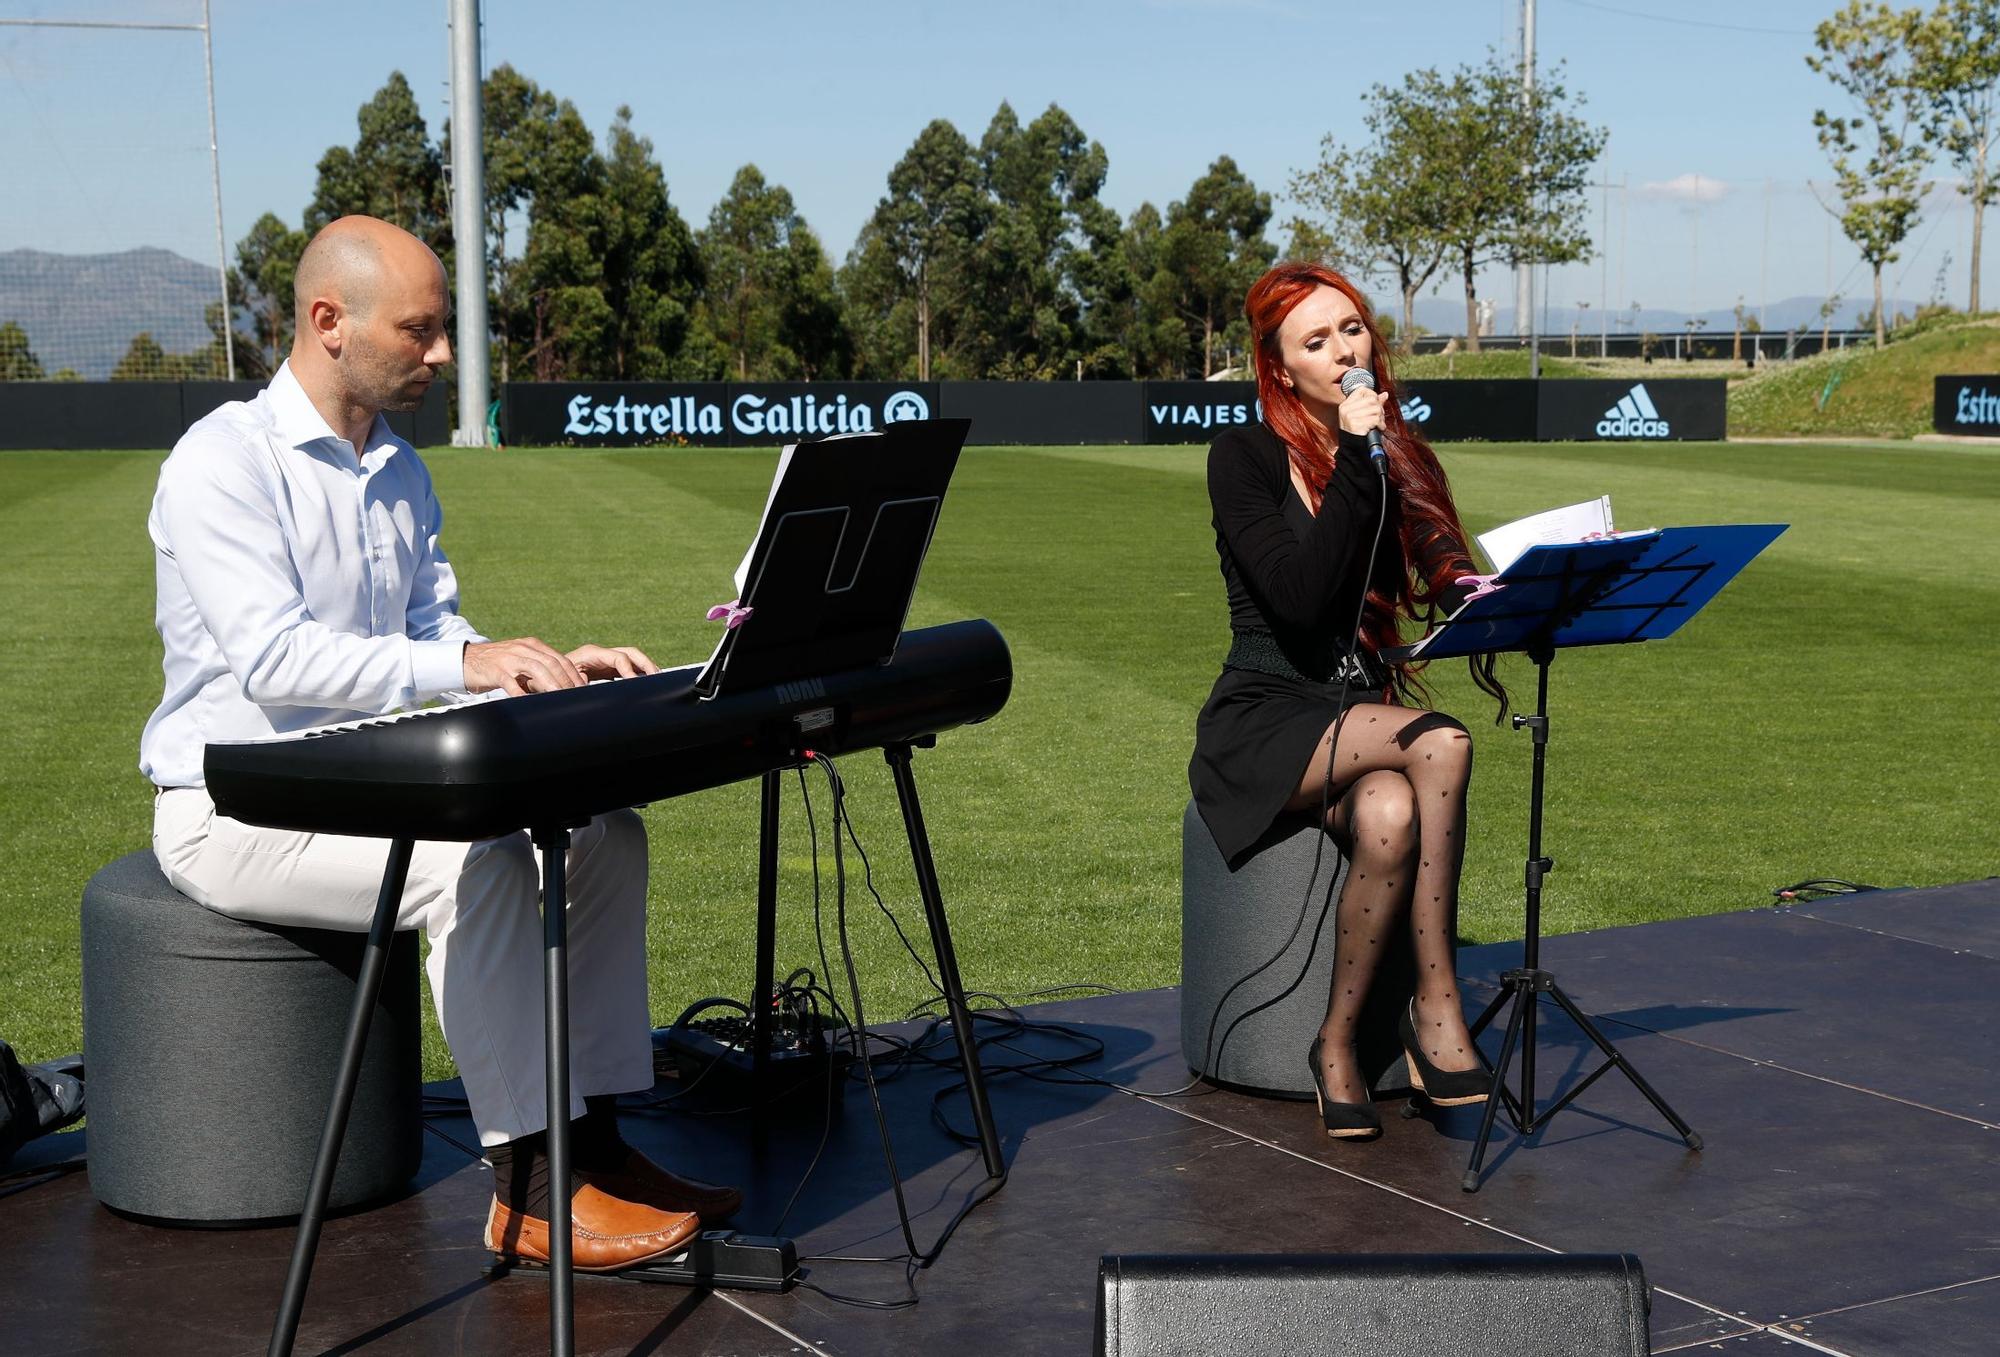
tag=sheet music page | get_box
[1475,496,1614,574]
[732,442,798,595]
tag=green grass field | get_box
[3,440,1994,1081]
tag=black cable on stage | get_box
[1773,877,1883,901]
[766,750,1006,1310]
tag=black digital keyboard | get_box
[204,618,1011,842]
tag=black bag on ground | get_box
[0,1038,85,1165]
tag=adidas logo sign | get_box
[1595,384,1670,439]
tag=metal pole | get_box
[200,0,233,380]
[1599,177,1609,357]
[1761,177,1772,330]
[534,826,575,1357]
[1516,0,1536,345]
[448,0,489,446]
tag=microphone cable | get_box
[1173,435,1394,1101]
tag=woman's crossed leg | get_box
[1288,703,1480,1104]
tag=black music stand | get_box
[265,420,1000,1357]
[1384,523,1786,1193]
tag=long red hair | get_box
[1246,260,1504,712]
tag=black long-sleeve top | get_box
[1206,422,1409,681]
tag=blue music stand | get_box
[1384,523,1787,1191]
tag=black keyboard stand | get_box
[748,740,1005,1177]
[268,838,413,1357]
[269,742,1006,1357]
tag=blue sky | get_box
[0,1,1980,325]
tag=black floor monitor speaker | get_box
[1096,1252,1649,1356]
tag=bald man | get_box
[141,216,739,1272]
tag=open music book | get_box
[1474,496,1654,575]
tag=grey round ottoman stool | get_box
[1181,801,1414,1099]
[80,850,423,1225]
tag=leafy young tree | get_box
[0,321,45,380]
[1425,58,1604,352]
[1289,115,1449,354]
[1910,0,2000,312]
[1809,2,1933,346]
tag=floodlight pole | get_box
[198,2,233,380]
[1517,0,1536,358]
[448,0,490,447]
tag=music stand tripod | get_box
[1386,523,1787,1192]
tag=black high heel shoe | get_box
[1399,1000,1491,1107]
[1306,1037,1383,1140]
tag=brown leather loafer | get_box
[484,1182,700,1272]
[577,1147,744,1224]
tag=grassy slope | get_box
[2,442,1994,1081]
[1730,319,2000,438]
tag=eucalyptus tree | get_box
[304,72,450,254]
[1151,157,1276,377]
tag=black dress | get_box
[1187,421,1409,866]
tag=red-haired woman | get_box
[1188,260,1505,1140]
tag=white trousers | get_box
[153,788,654,1148]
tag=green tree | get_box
[234,213,307,371]
[1149,156,1276,377]
[305,72,451,254]
[111,333,173,380]
[1420,58,1604,352]
[1118,203,1188,378]
[499,89,611,381]
[699,165,786,378]
[963,102,1111,378]
[1911,0,2000,312]
[0,321,45,380]
[598,106,704,378]
[865,118,984,379]
[1809,2,1933,346]
[1289,111,1450,354]
[697,165,847,379]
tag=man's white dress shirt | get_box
[140,361,484,787]
[140,364,650,1146]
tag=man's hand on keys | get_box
[463,639,657,696]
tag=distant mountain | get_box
[0,247,220,379]
[1407,295,1918,340]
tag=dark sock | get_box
[491,1097,634,1217]
[575,1094,631,1173]
[489,1132,555,1218]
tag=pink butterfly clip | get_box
[705,599,755,629]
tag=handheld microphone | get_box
[1338,367,1388,474]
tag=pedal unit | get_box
[625,1231,801,1292]
[485,1232,801,1292]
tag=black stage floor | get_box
[6,879,1998,1356]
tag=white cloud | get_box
[1638,173,1731,204]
